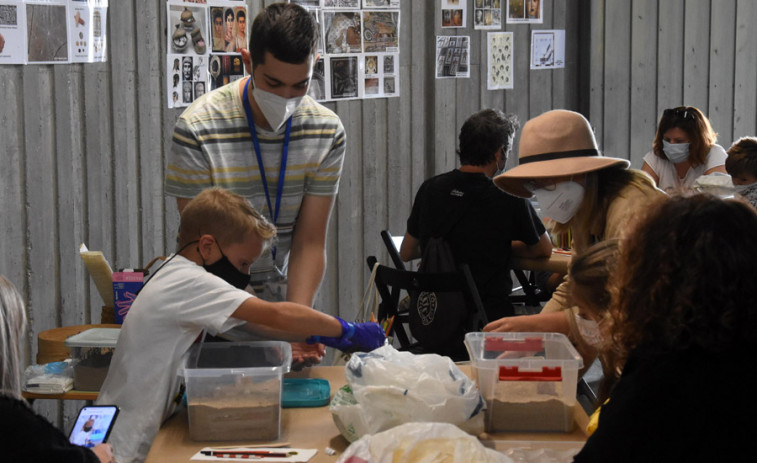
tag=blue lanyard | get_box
[242,78,291,260]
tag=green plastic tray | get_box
[282,378,331,408]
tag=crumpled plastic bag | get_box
[692,172,734,197]
[330,345,485,442]
[23,360,75,394]
[335,422,509,463]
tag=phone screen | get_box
[68,405,119,448]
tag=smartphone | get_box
[68,405,119,448]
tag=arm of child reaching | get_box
[232,297,385,353]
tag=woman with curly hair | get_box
[641,106,727,193]
[574,195,757,462]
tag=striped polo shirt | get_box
[166,79,346,274]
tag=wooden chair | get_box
[366,256,487,360]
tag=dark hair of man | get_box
[225,8,234,21]
[457,109,519,166]
[237,9,245,21]
[249,3,317,69]
[725,136,757,178]
[212,9,222,22]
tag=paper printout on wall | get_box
[530,29,564,70]
[487,31,513,89]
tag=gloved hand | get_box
[306,317,386,353]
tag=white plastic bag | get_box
[335,422,509,463]
[330,345,485,442]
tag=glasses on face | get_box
[663,107,695,121]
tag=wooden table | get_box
[146,365,588,462]
[22,390,98,401]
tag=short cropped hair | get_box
[652,106,717,168]
[178,188,276,251]
[249,3,317,69]
[457,109,519,167]
[725,136,757,178]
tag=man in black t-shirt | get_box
[400,109,552,320]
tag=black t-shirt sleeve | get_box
[512,197,546,246]
[406,180,431,240]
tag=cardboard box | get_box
[112,271,143,324]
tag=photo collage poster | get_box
[292,0,401,101]
[506,0,542,24]
[487,31,512,89]
[435,35,469,79]
[0,0,108,65]
[166,0,245,109]
[440,0,465,29]
[473,0,502,30]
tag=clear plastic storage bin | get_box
[64,328,120,391]
[181,341,292,442]
[464,332,583,432]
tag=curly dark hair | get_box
[726,136,757,178]
[610,194,757,364]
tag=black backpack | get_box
[408,236,471,350]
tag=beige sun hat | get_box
[493,109,630,198]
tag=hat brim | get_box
[494,156,631,197]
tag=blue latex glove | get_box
[306,317,385,353]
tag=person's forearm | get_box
[235,298,341,338]
[512,232,553,258]
[286,242,326,307]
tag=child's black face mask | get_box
[203,245,251,290]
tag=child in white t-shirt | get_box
[97,187,384,463]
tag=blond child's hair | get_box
[177,188,277,250]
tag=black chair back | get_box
[366,256,487,360]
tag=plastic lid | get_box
[282,378,330,408]
[64,328,120,348]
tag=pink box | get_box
[112,271,143,324]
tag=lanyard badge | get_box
[242,78,292,260]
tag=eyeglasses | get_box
[663,107,695,121]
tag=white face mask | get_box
[251,77,305,132]
[574,313,602,347]
[662,140,690,164]
[531,181,585,224]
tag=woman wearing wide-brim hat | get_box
[486,110,665,360]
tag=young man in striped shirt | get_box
[166,3,345,368]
